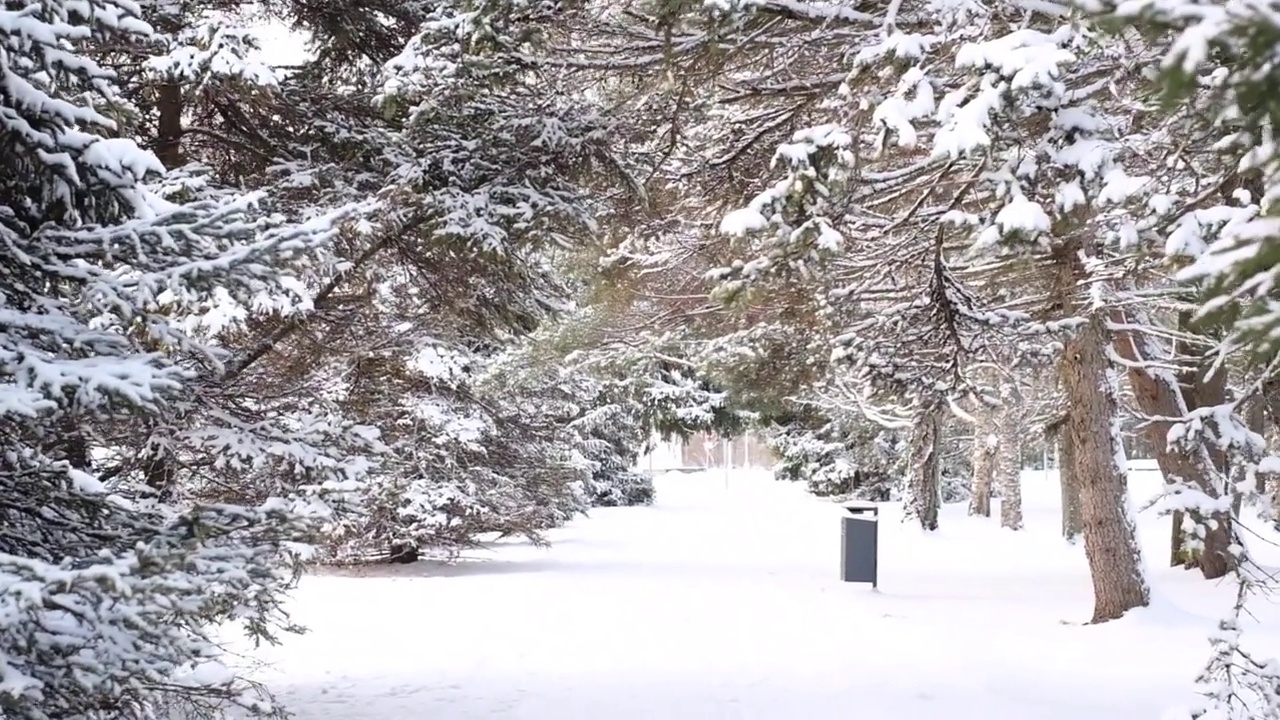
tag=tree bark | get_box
[155,82,185,170]
[1257,381,1280,525]
[1272,475,1280,529]
[56,415,91,471]
[1247,394,1267,494]
[905,404,942,531]
[1260,377,1280,431]
[996,381,1023,530]
[1059,420,1083,542]
[1061,313,1150,623]
[1110,307,1235,579]
[969,406,995,517]
[150,11,186,171]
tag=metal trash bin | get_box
[839,502,878,587]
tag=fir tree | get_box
[0,1,371,716]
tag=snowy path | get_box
[243,471,1280,719]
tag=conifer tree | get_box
[0,1,371,716]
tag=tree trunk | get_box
[1059,422,1083,542]
[905,404,942,531]
[996,381,1023,530]
[969,406,995,518]
[142,446,177,501]
[1182,354,1233,575]
[1247,394,1267,494]
[155,82,185,169]
[1061,313,1150,623]
[1258,381,1280,526]
[150,10,186,171]
[1261,377,1280,431]
[56,415,91,471]
[1169,510,1192,568]
[1273,475,1280,529]
[1111,306,1235,579]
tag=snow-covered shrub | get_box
[506,360,655,509]
[940,468,972,504]
[770,425,861,496]
[331,346,591,561]
[568,396,656,508]
[591,470,657,507]
[939,430,973,504]
[766,410,970,504]
[333,347,658,563]
[643,362,748,440]
[768,417,907,501]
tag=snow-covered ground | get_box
[234,468,1280,719]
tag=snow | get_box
[719,124,853,242]
[173,660,237,689]
[246,19,312,68]
[719,207,769,236]
[995,194,1052,236]
[873,67,938,150]
[230,467,1280,719]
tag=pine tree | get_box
[0,1,370,716]
[1100,0,1280,361]
[104,0,638,562]
[605,0,1159,616]
[766,406,908,500]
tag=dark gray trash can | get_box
[839,502,878,587]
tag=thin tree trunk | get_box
[1183,351,1233,572]
[1247,394,1267,494]
[1261,377,1280,431]
[1061,313,1150,623]
[1169,507,1194,569]
[996,381,1023,530]
[150,10,187,171]
[155,82,185,169]
[1059,422,1083,542]
[1272,475,1280,528]
[905,404,942,531]
[57,415,91,471]
[142,440,177,502]
[969,405,995,517]
[1111,306,1235,579]
[1259,381,1280,526]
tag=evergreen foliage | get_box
[7,0,1280,716]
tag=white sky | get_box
[246,11,313,68]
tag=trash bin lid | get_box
[841,501,879,516]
